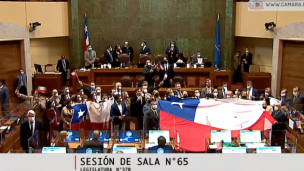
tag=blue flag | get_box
[215,14,221,68]
[71,104,88,127]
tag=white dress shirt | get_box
[117,102,122,115]
[29,120,35,135]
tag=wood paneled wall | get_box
[281,41,304,98]
[0,41,22,106]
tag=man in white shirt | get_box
[110,95,128,130]
[218,82,228,99]
[140,41,151,55]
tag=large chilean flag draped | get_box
[71,104,88,130]
[159,98,276,152]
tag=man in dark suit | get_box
[104,45,113,64]
[56,55,70,86]
[110,95,128,130]
[242,47,253,73]
[165,41,179,64]
[292,86,304,112]
[233,51,242,83]
[174,82,184,98]
[144,100,160,132]
[191,51,204,65]
[83,130,104,150]
[246,81,259,100]
[122,41,134,62]
[277,89,291,107]
[157,57,174,87]
[131,88,146,130]
[140,41,151,55]
[148,136,173,152]
[60,86,73,107]
[143,59,156,87]
[16,69,27,95]
[264,87,274,98]
[0,79,9,118]
[201,78,214,98]
[272,103,287,125]
[20,110,43,153]
[218,82,229,99]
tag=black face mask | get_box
[183,95,188,98]
[164,60,168,64]
[155,93,159,97]
[262,106,267,109]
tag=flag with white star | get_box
[71,104,88,130]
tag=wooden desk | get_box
[0,126,21,153]
[242,72,271,93]
[72,68,232,94]
[33,74,63,94]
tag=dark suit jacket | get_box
[277,96,291,107]
[110,102,128,125]
[148,145,173,152]
[165,46,179,63]
[174,90,183,98]
[130,96,146,117]
[122,46,134,61]
[143,65,156,85]
[0,85,9,105]
[147,85,161,94]
[292,94,304,111]
[104,50,113,64]
[56,59,70,72]
[249,87,260,100]
[242,52,253,65]
[271,110,287,124]
[83,140,104,150]
[201,87,214,98]
[158,63,174,82]
[145,108,160,131]
[16,74,27,89]
[140,46,152,55]
[60,92,73,106]
[20,120,43,150]
[191,55,204,64]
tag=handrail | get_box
[287,127,304,153]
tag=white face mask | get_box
[152,105,157,109]
[293,92,298,96]
[274,106,278,111]
[97,90,101,93]
[65,89,69,93]
[88,47,92,51]
[141,43,143,47]
[196,93,200,97]
[143,89,147,93]
[281,93,285,97]
[247,86,251,89]
[171,44,174,47]
[28,116,35,122]
[246,50,248,53]
[235,91,238,95]
[223,85,227,87]
[213,93,218,96]
[147,62,151,66]
[227,95,231,99]
[110,48,112,51]
[21,72,24,75]
[265,92,269,96]
[197,55,201,57]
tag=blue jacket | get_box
[0,85,9,105]
[110,102,128,125]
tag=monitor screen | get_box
[222,147,247,154]
[148,130,170,144]
[112,147,137,154]
[77,147,102,153]
[210,130,232,143]
[240,130,261,143]
[269,131,287,142]
[34,64,43,73]
[148,147,173,153]
[119,131,140,143]
[42,147,66,154]
[256,146,282,153]
[89,130,109,142]
[66,131,80,142]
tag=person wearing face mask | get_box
[157,57,174,87]
[140,41,151,55]
[60,86,72,107]
[241,89,248,100]
[20,110,43,153]
[174,82,184,98]
[182,91,189,99]
[45,100,61,143]
[141,85,149,98]
[84,44,96,69]
[95,87,103,103]
[191,51,204,65]
[74,95,84,104]
[50,89,62,110]
[292,86,304,112]
[123,91,131,114]
[152,90,161,102]
[218,82,228,99]
[144,100,160,132]
[242,47,253,73]
[226,91,233,99]
[264,87,273,98]
[246,81,259,100]
[233,51,242,83]
[77,81,95,99]
[16,86,47,123]
[143,59,157,87]
[263,97,273,114]
[233,89,241,98]
[114,82,124,97]
[56,55,70,86]
[76,88,88,102]
[61,100,74,130]
[277,89,291,107]
[212,89,222,100]
[16,69,27,95]
[104,45,114,64]
[164,88,175,101]
[165,41,179,64]
[131,88,145,130]
[193,89,201,99]
[110,95,128,130]
[122,41,134,62]
[271,103,286,125]
[143,95,153,116]
[201,78,214,98]
[112,44,122,67]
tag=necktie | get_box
[62,60,66,71]
[30,122,34,135]
[89,51,92,60]
[154,110,158,117]
[21,75,23,86]
[109,52,113,62]
[247,90,250,99]
[238,57,241,66]
[293,96,297,104]
[223,89,225,96]
[165,65,167,71]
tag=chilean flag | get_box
[71,104,89,130]
[84,12,89,52]
[159,98,276,152]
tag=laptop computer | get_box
[77,147,102,153]
[89,130,109,142]
[148,130,170,144]
[119,131,140,143]
[66,130,80,142]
